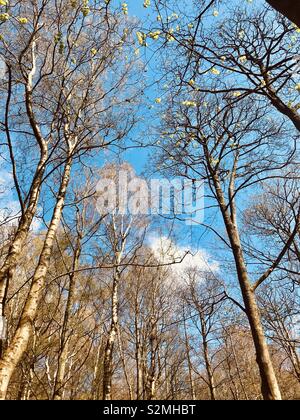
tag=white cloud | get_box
[148,235,219,285]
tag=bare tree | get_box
[0,1,140,399]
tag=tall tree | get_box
[0,0,140,399]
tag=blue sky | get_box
[0,0,281,278]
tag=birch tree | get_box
[0,0,140,399]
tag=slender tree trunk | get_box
[22,365,34,401]
[146,317,157,400]
[52,240,81,400]
[0,152,48,314]
[136,344,143,400]
[0,40,48,328]
[228,331,249,400]
[134,293,143,400]
[290,347,300,382]
[102,271,120,400]
[199,313,216,400]
[92,339,104,400]
[117,326,133,400]
[183,308,196,400]
[280,324,300,382]
[212,174,282,400]
[53,345,68,400]
[224,353,239,400]
[102,223,129,401]
[141,344,148,399]
[0,44,48,356]
[0,156,72,400]
[17,363,34,401]
[227,225,282,400]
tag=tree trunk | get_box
[146,317,157,400]
[134,293,144,400]
[0,152,48,318]
[135,344,143,400]
[102,272,120,400]
[228,330,249,400]
[52,240,81,400]
[0,156,72,400]
[281,324,300,382]
[227,226,282,400]
[0,43,48,337]
[92,339,104,400]
[183,309,196,400]
[117,326,133,400]
[53,345,68,400]
[17,363,34,401]
[213,174,282,400]
[290,348,300,382]
[199,313,216,400]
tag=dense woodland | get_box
[0,0,299,401]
